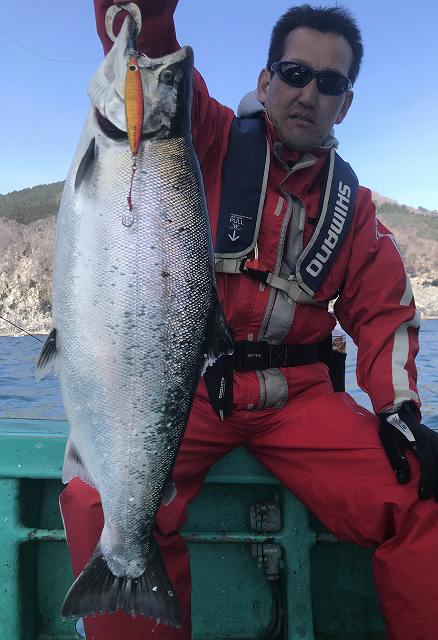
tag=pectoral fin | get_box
[62,439,97,489]
[202,295,234,420]
[161,480,177,506]
[35,328,57,381]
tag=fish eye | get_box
[159,70,174,85]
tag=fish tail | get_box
[61,541,181,627]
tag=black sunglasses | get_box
[270,61,352,96]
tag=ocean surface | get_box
[0,320,437,428]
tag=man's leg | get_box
[60,392,242,640]
[247,389,438,640]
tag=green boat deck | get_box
[0,419,386,639]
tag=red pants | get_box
[60,385,438,640]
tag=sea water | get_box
[0,321,437,427]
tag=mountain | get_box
[0,183,437,335]
[0,182,64,225]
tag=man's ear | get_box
[335,90,354,124]
[257,68,271,105]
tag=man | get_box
[60,2,438,639]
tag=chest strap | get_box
[238,260,324,307]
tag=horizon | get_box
[1,1,437,210]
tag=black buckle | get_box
[239,258,269,284]
[234,340,324,371]
[234,341,269,371]
[268,345,288,367]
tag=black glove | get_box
[379,401,438,500]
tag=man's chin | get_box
[273,121,324,152]
[279,132,321,153]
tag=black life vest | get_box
[214,116,359,303]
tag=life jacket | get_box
[214,116,359,304]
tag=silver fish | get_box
[36,16,232,626]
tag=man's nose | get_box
[297,78,319,105]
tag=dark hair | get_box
[267,4,363,85]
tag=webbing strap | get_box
[234,338,329,371]
[214,257,242,274]
[238,261,324,307]
[264,273,323,307]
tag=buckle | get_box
[239,258,270,284]
[268,345,288,367]
[234,341,269,371]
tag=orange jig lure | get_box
[124,55,144,217]
[125,56,144,156]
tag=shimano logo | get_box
[248,353,262,358]
[305,181,352,278]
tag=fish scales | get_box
[58,135,213,559]
[37,16,232,627]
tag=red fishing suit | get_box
[60,2,438,639]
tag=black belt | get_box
[233,338,331,371]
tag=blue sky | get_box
[1,1,437,210]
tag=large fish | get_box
[36,14,232,627]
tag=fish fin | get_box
[201,296,234,419]
[35,328,57,381]
[201,294,234,376]
[61,541,181,627]
[62,439,97,489]
[74,138,96,191]
[161,480,177,506]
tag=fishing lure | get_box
[105,3,144,224]
[124,52,144,222]
[125,55,144,157]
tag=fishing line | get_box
[0,314,44,343]
[0,31,98,64]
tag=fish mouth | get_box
[141,124,168,140]
[95,110,168,141]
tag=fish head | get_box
[88,15,193,141]
[138,47,193,139]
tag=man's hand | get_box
[379,401,438,500]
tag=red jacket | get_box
[94,0,420,415]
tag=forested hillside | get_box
[0,182,437,335]
[0,183,63,224]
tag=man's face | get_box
[257,27,354,152]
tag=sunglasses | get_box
[270,61,352,96]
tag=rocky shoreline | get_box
[1,280,437,338]
[410,278,438,320]
[0,211,437,338]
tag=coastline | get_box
[1,277,437,337]
[1,312,437,338]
